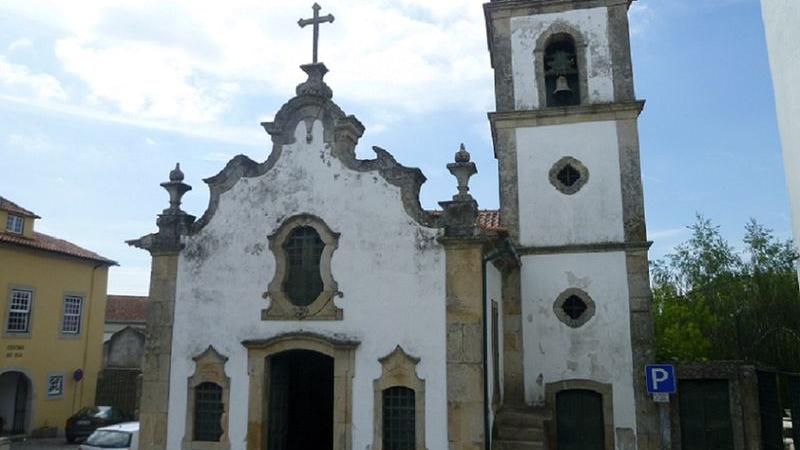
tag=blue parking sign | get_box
[646,364,676,394]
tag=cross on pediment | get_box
[298,3,335,64]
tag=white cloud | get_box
[649,227,689,240]
[7,132,58,156]
[108,266,151,296]
[629,2,654,36]
[0,55,67,101]
[55,38,239,123]
[0,93,264,146]
[8,38,33,51]
[1,0,493,130]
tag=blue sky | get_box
[0,0,789,294]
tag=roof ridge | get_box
[0,195,41,218]
[0,229,116,265]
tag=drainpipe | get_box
[482,237,518,450]
[76,262,104,413]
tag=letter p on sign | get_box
[645,364,676,394]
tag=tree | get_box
[651,215,800,371]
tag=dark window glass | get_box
[562,295,588,320]
[556,164,581,188]
[545,34,581,107]
[283,226,324,306]
[194,382,223,442]
[383,386,416,450]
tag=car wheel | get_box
[66,435,76,444]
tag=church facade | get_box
[130,1,657,449]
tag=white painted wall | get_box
[166,119,448,450]
[510,8,614,110]
[761,0,800,283]
[485,263,504,439]
[519,252,637,432]
[516,121,624,247]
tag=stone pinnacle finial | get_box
[455,143,470,163]
[169,163,184,182]
[447,143,478,201]
[160,163,192,215]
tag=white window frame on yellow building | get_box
[60,294,84,336]
[5,286,34,336]
[5,214,24,234]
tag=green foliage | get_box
[652,215,800,371]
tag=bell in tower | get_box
[544,34,580,107]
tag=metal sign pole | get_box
[647,364,677,450]
[658,400,671,450]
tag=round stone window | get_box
[549,156,589,195]
[553,288,595,328]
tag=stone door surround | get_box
[242,332,358,450]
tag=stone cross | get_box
[298,3,335,64]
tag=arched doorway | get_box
[266,350,334,450]
[0,371,32,435]
[243,332,358,450]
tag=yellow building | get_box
[0,196,115,436]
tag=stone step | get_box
[494,439,545,450]
[495,424,544,442]
[495,408,550,427]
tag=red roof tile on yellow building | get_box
[0,195,116,265]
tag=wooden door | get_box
[556,389,604,450]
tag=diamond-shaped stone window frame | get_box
[549,156,589,195]
[553,287,596,328]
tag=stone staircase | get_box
[493,405,551,450]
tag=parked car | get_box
[65,406,132,443]
[79,422,139,450]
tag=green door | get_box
[678,380,734,450]
[556,389,605,450]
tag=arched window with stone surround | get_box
[544,33,581,107]
[265,214,341,320]
[373,346,426,450]
[182,346,230,450]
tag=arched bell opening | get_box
[544,33,582,107]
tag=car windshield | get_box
[76,406,113,418]
[84,430,131,448]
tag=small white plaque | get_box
[652,392,670,403]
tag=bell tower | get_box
[484,0,657,449]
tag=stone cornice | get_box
[485,0,633,19]
[489,101,645,156]
[516,240,652,256]
[241,331,360,350]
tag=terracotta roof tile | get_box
[105,295,148,323]
[476,210,503,231]
[0,231,117,265]
[426,209,505,232]
[0,196,40,218]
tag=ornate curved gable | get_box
[191,63,442,234]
